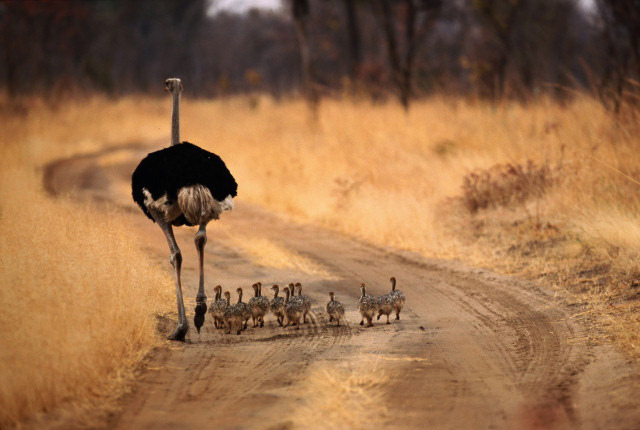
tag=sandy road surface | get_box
[44,142,640,430]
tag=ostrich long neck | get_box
[171,89,180,146]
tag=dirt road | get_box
[45,142,640,430]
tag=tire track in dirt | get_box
[44,143,640,430]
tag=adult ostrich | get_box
[131,78,238,341]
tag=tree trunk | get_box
[291,0,318,112]
[344,0,362,84]
[375,0,440,111]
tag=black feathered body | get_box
[131,141,237,226]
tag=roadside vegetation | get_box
[0,93,638,427]
[0,97,174,428]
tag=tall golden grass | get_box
[186,95,639,360]
[0,97,173,428]
[1,92,638,427]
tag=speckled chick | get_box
[256,282,271,327]
[376,291,394,324]
[209,285,227,329]
[389,277,406,320]
[358,283,377,327]
[283,286,303,329]
[223,291,243,335]
[248,283,265,328]
[235,287,251,330]
[270,285,286,327]
[295,282,312,323]
[326,292,345,327]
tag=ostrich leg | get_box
[193,224,208,333]
[148,210,188,341]
[194,224,208,303]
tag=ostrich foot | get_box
[194,303,207,334]
[168,324,188,341]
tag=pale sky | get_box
[208,0,283,15]
[208,0,596,17]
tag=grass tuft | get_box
[461,160,555,213]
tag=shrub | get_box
[461,160,554,214]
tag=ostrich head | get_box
[295,282,302,295]
[272,284,280,297]
[164,78,183,93]
[360,283,367,297]
[252,283,259,297]
[390,277,397,291]
[329,291,335,301]
[224,290,231,305]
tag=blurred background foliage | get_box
[0,0,638,110]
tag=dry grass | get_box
[0,97,173,428]
[290,359,389,429]
[184,95,640,361]
[1,92,639,427]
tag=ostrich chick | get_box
[270,285,286,327]
[295,282,312,323]
[389,277,406,320]
[223,291,243,335]
[209,285,227,329]
[376,287,394,324]
[235,287,251,330]
[248,283,264,328]
[283,286,303,329]
[256,282,271,327]
[358,283,377,327]
[326,292,345,327]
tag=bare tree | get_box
[343,0,362,84]
[471,0,523,100]
[291,0,319,111]
[595,0,640,112]
[373,0,442,110]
